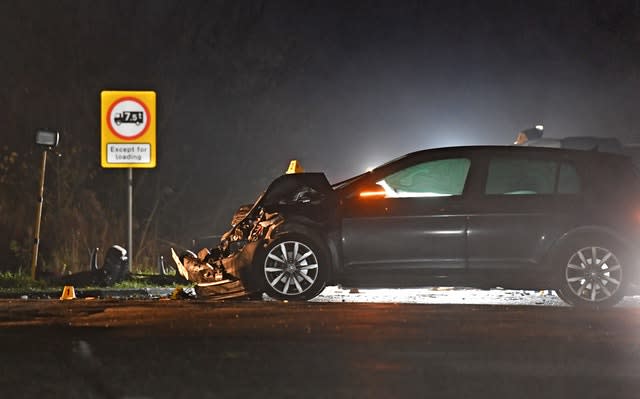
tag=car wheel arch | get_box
[550,226,632,263]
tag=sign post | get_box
[101,91,156,271]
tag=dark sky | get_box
[2,0,640,240]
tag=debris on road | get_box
[170,286,197,299]
[50,245,129,287]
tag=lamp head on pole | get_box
[35,129,60,149]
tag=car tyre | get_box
[554,288,575,306]
[258,234,328,301]
[555,238,627,308]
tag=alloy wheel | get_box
[263,241,319,296]
[565,246,623,303]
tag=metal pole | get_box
[128,167,133,272]
[30,150,48,280]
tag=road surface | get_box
[1,290,640,398]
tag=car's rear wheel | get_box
[259,235,328,301]
[556,241,627,308]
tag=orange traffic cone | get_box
[60,285,76,300]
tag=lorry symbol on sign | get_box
[114,111,144,126]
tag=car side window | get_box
[377,158,470,198]
[557,162,581,194]
[485,158,557,195]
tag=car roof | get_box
[398,145,631,163]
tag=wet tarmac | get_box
[1,292,640,399]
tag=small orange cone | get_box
[60,285,76,300]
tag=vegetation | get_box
[0,271,185,291]
[0,272,49,290]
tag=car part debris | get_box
[170,246,259,300]
[170,286,197,299]
[55,245,129,287]
[89,247,99,271]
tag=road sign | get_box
[101,91,156,168]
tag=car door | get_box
[339,152,475,274]
[466,152,583,273]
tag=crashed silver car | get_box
[175,146,640,307]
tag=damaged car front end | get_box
[173,173,337,300]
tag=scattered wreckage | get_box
[55,245,129,287]
[172,172,336,300]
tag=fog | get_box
[1,0,639,268]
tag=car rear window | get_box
[485,158,580,195]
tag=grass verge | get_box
[0,271,188,291]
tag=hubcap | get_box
[264,241,319,296]
[565,246,623,302]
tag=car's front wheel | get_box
[557,241,627,308]
[259,235,328,301]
